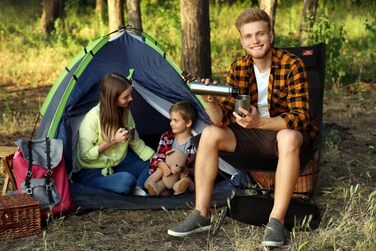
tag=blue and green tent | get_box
[35,28,238,210]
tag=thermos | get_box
[189,82,239,97]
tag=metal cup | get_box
[126,127,135,141]
[234,95,250,117]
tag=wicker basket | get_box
[0,193,41,239]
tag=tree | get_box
[96,0,107,22]
[259,0,277,31]
[180,0,212,79]
[126,0,142,30]
[108,0,124,32]
[41,0,64,35]
[299,0,318,45]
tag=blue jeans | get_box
[73,151,150,194]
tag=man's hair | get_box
[169,100,198,126]
[235,8,271,32]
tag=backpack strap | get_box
[24,140,33,194]
[44,137,55,206]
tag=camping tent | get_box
[35,27,238,211]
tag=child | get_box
[145,100,198,196]
[73,72,154,196]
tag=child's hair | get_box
[99,72,132,142]
[235,8,271,33]
[169,100,198,127]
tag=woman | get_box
[73,72,154,196]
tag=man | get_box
[167,8,318,247]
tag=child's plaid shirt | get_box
[149,131,196,174]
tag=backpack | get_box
[13,138,74,217]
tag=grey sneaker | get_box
[167,210,211,237]
[262,218,285,247]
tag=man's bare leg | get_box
[194,125,236,217]
[270,129,303,223]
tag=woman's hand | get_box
[112,127,128,143]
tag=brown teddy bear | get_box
[144,149,194,196]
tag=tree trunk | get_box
[299,0,318,45]
[126,0,142,31]
[96,0,107,22]
[108,0,124,32]
[95,0,107,17]
[41,0,64,35]
[180,0,212,79]
[259,0,277,32]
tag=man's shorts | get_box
[228,123,313,158]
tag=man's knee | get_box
[200,125,224,146]
[277,129,303,154]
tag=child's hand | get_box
[180,168,190,177]
[112,128,128,143]
[158,161,172,176]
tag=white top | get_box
[253,64,271,118]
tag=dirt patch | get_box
[0,82,375,250]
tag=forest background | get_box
[0,0,375,250]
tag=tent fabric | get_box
[71,180,235,211]
[35,28,238,211]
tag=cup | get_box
[234,95,250,117]
[125,127,135,141]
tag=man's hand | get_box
[201,78,218,104]
[232,105,264,128]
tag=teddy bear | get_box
[144,149,194,196]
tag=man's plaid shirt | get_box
[220,48,318,140]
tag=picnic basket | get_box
[0,193,41,239]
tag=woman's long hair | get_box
[99,73,131,142]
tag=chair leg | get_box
[211,207,228,236]
[1,155,17,194]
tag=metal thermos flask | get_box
[189,82,239,97]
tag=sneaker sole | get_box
[261,240,284,247]
[167,225,211,237]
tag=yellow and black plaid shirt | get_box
[220,48,318,140]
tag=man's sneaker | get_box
[167,209,211,237]
[262,218,285,247]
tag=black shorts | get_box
[228,123,313,157]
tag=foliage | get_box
[307,15,346,86]
[141,0,181,59]
[0,0,374,86]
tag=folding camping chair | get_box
[213,43,326,233]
